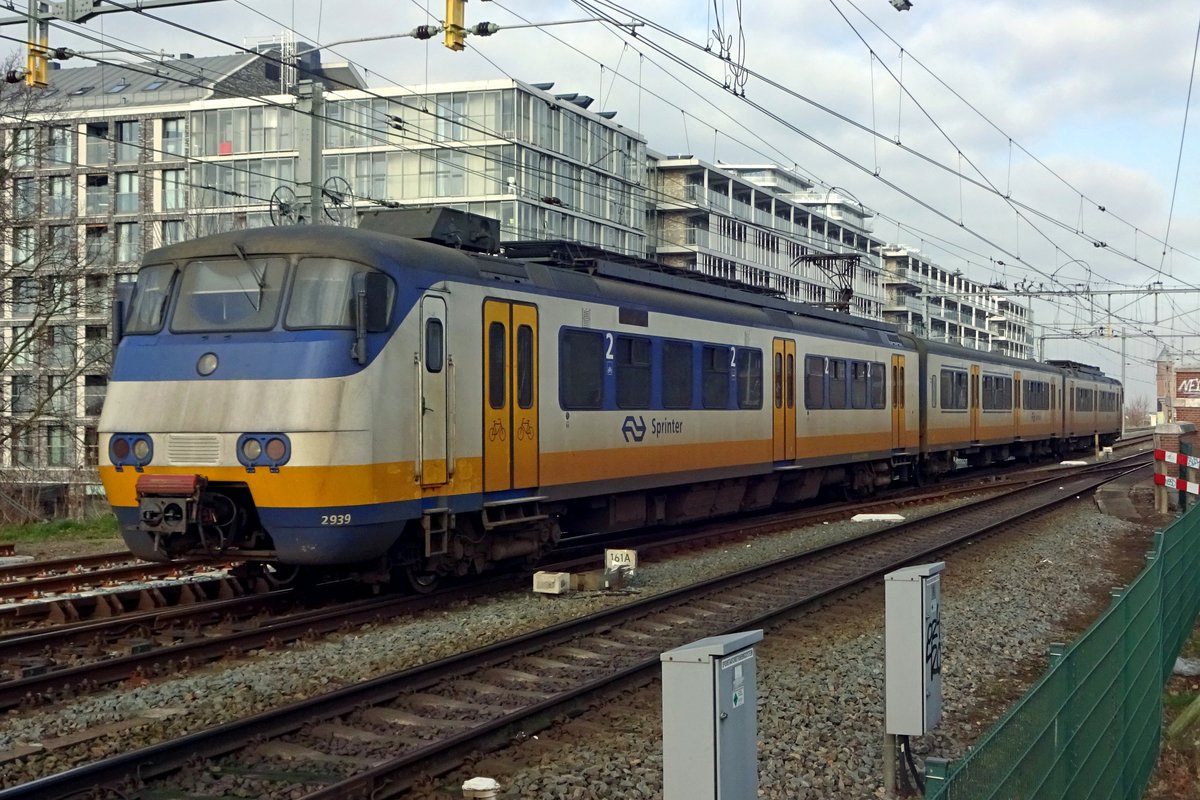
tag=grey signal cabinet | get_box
[660,630,764,800]
[885,561,945,735]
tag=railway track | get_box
[0,448,1147,710]
[0,453,1150,799]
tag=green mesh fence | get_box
[926,505,1200,800]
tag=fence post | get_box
[1180,443,1192,512]
[924,758,950,799]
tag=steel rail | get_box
[0,455,1150,800]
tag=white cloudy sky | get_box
[17,0,1200,399]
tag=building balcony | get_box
[883,269,921,291]
[115,193,139,214]
[86,139,108,165]
[684,227,709,248]
[85,190,110,215]
[46,196,73,217]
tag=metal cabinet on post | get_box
[885,562,944,735]
[660,629,764,800]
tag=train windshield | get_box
[125,264,177,334]
[171,257,287,332]
[286,257,393,329]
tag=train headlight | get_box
[197,353,218,376]
[265,437,287,461]
[109,434,154,471]
[236,433,291,472]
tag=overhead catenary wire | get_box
[0,3,1180,362]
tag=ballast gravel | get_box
[0,488,1157,798]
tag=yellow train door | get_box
[1012,371,1021,438]
[970,365,981,441]
[483,299,539,492]
[771,338,796,461]
[891,354,906,449]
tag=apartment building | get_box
[0,51,648,492]
[649,158,885,318]
[881,246,1034,359]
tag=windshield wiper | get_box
[233,244,266,312]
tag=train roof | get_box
[142,225,914,350]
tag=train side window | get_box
[662,341,693,409]
[125,263,176,334]
[559,329,604,409]
[939,370,953,409]
[829,359,848,409]
[516,325,534,409]
[805,355,825,409]
[425,318,444,373]
[488,322,506,410]
[616,335,651,409]
[870,361,886,409]
[701,345,730,408]
[737,347,762,409]
[851,361,868,409]
[956,372,969,409]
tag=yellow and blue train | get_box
[98,211,1122,587]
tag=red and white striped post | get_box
[1153,423,1198,514]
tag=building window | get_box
[10,427,34,467]
[84,427,99,466]
[161,169,185,210]
[48,125,73,165]
[10,375,34,414]
[86,122,109,165]
[84,274,108,315]
[46,425,71,467]
[11,128,35,169]
[46,375,71,414]
[116,222,140,263]
[85,226,110,265]
[47,175,72,217]
[116,120,141,163]
[84,376,107,416]
[10,326,33,368]
[46,326,74,370]
[160,219,184,246]
[116,172,139,213]
[85,175,110,215]
[46,225,73,261]
[12,277,37,317]
[12,177,36,217]
[84,325,109,367]
[162,118,184,156]
[11,228,34,266]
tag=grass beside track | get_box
[0,514,119,545]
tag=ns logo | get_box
[621,416,647,443]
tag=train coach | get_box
[98,210,1121,588]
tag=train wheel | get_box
[403,566,441,594]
